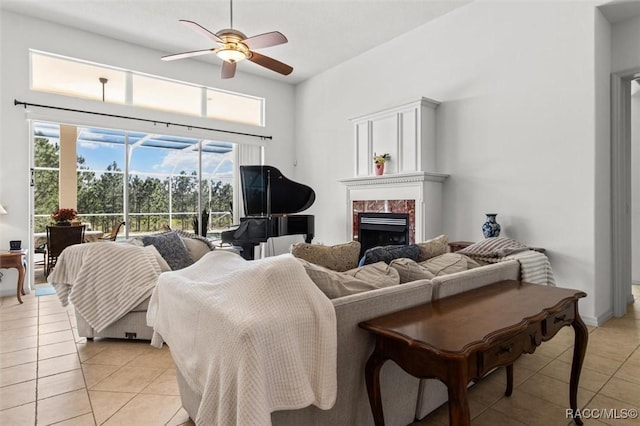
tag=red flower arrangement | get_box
[51,208,77,222]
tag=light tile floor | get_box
[1,283,639,425]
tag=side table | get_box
[0,249,28,304]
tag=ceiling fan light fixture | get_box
[216,47,248,63]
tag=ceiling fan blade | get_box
[221,61,237,79]
[179,19,223,43]
[161,49,215,61]
[248,51,293,76]
[242,31,288,50]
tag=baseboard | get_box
[581,310,613,327]
[580,315,599,327]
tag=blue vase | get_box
[482,214,501,238]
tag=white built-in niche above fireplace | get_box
[339,97,449,244]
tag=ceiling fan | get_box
[161,0,293,79]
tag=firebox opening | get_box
[357,212,410,258]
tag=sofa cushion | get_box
[141,231,194,270]
[415,234,449,261]
[457,237,529,262]
[389,258,435,283]
[297,258,399,299]
[418,253,476,276]
[359,244,421,266]
[291,241,361,272]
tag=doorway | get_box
[611,71,639,317]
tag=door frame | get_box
[611,70,638,317]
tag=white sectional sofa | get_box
[175,259,521,425]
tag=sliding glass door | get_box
[32,121,235,239]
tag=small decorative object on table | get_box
[51,208,77,226]
[482,213,501,238]
[373,153,390,176]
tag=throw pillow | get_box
[359,244,421,266]
[181,237,211,262]
[173,229,217,251]
[457,237,530,262]
[343,261,401,286]
[297,258,399,299]
[291,241,361,272]
[389,258,435,283]
[141,231,194,271]
[418,253,471,276]
[415,234,449,261]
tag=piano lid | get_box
[240,165,316,216]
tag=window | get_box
[32,122,235,238]
[207,89,264,126]
[31,53,126,103]
[30,50,265,126]
[132,74,201,116]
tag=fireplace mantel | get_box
[338,171,449,187]
[339,171,449,243]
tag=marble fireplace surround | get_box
[339,171,449,244]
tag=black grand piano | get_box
[221,165,315,260]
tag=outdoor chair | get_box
[100,221,125,242]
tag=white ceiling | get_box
[1,0,473,84]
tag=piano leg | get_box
[238,243,257,260]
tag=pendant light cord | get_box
[230,0,233,28]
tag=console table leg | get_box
[570,309,589,425]
[446,364,471,426]
[505,364,514,396]
[365,347,388,426]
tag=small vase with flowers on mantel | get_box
[373,153,390,176]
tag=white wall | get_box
[0,10,296,296]
[633,82,640,285]
[295,1,607,323]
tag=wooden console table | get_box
[0,249,28,304]
[359,280,588,426]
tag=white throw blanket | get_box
[147,251,337,426]
[506,250,556,286]
[49,242,161,332]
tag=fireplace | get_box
[340,172,449,245]
[357,212,410,257]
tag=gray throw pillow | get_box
[142,231,194,271]
[359,244,421,266]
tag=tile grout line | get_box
[71,304,100,426]
[34,294,40,426]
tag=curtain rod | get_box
[13,99,272,140]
